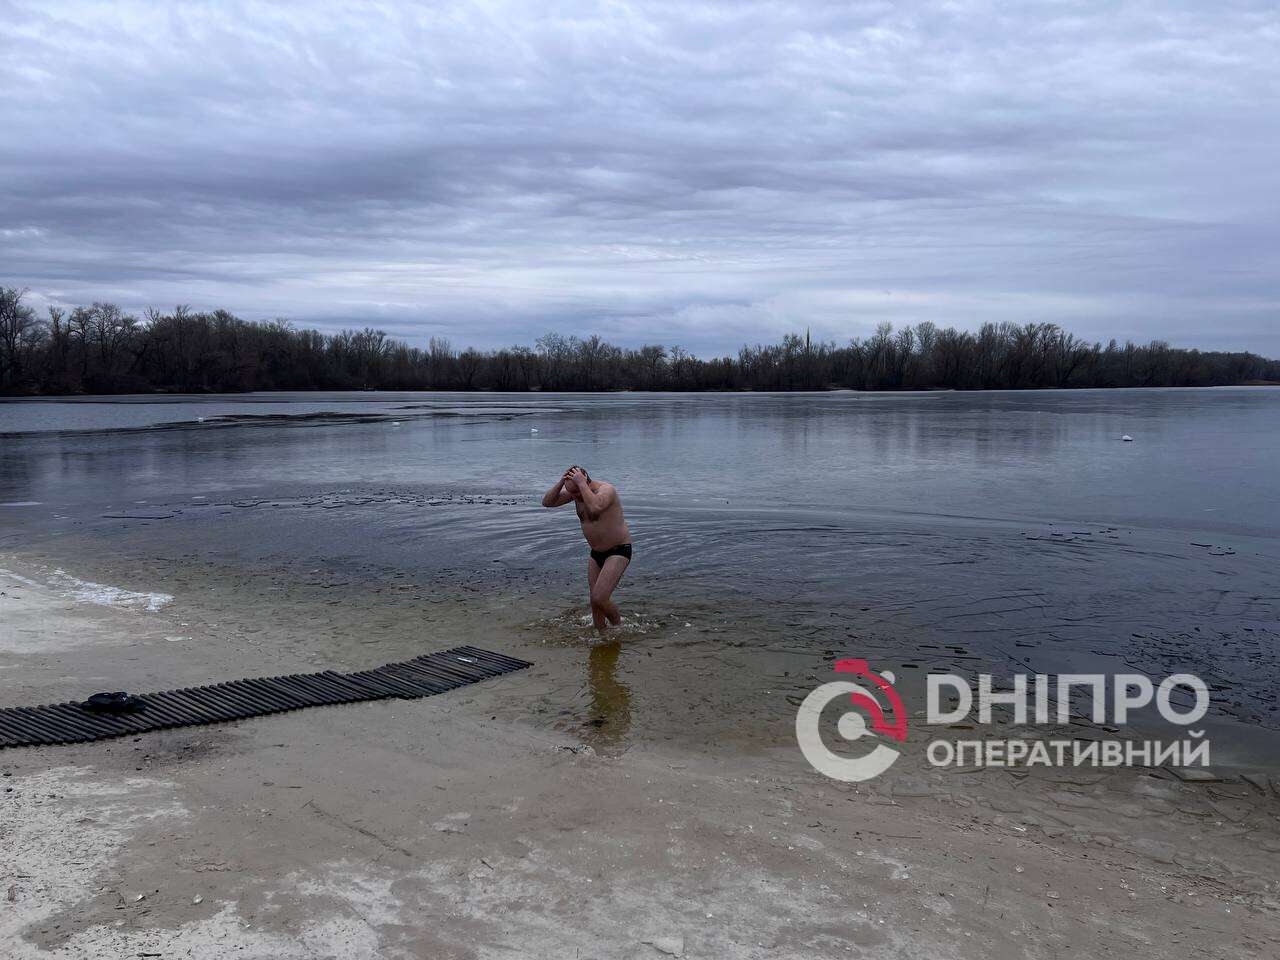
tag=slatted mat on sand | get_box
[0,645,531,749]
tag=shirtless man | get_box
[541,466,632,630]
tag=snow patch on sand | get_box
[35,901,387,960]
[2,768,188,954]
[3,770,388,959]
[0,567,42,588]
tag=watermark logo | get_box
[795,658,909,782]
[797,664,1211,782]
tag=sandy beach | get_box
[3,558,1278,959]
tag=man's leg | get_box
[587,557,606,629]
[589,555,629,629]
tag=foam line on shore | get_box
[1,567,173,612]
[49,569,173,612]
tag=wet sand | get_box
[2,559,1279,958]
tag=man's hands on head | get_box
[572,469,614,520]
[543,467,580,508]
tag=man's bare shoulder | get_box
[593,481,620,503]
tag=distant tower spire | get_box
[806,327,811,352]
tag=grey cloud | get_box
[2,0,1277,354]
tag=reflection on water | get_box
[583,639,632,755]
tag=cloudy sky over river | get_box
[4,1,1278,354]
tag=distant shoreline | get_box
[3,287,1278,396]
[6,381,1280,400]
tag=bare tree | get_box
[0,287,39,390]
[2,283,1276,395]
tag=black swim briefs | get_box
[589,542,633,567]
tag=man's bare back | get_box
[542,466,631,630]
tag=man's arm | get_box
[541,470,576,508]
[570,471,616,520]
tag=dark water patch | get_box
[0,408,528,440]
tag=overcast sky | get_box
[3,1,1277,355]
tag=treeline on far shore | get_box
[2,286,1277,395]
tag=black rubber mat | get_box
[0,645,530,749]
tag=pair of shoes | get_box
[82,691,147,715]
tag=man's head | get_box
[567,465,591,497]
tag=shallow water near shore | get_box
[2,388,1278,761]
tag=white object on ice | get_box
[1121,434,1133,442]
[530,428,539,433]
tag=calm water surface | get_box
[2,389,1278,756]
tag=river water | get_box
[2,388,1277,761]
